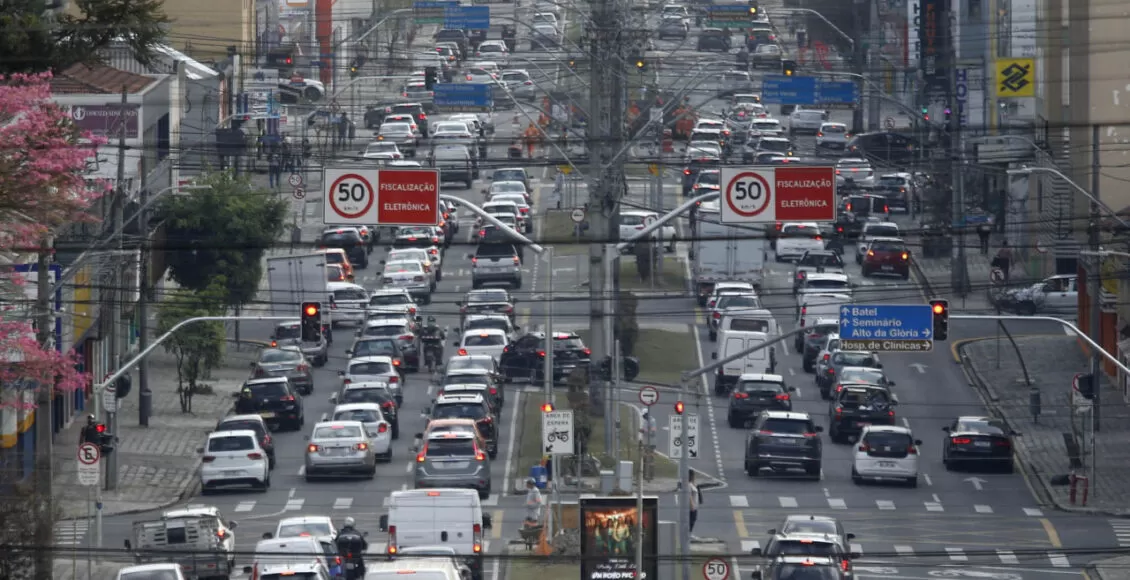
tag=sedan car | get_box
[367,288,418,318]
[356,319,420,371]
[376,122,417,156]
[853,425,921,486]
[275,515,336,540]
[751,44,783,69]
[835,157,876,189]
[860,237,911,279]
[475,40,510,63]
[798,319,840,372]
[727,373,795,428]
[458,289,515,325]
[269,320,329,367]
[500,69,536,100]
[304,421,377,480]
[363,141,403,160]
[818,350,882,395]
[697,28,732,51]
[199,430,270,492]
[815,122,850,154]
[381,260,431,304]
[491,168,531,191]
[330,403,394,461]
[942,416,1016,472]
[340,355,401,393]
[250,347,314,395]
[657,14,689,39]
[386,247,439,285]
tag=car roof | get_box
[462,328,507,336]
[245,377,287,386]
[344,381,391,390]
[426,429,476,441]
[371,288,413,296]
[312,420,366,433]
[762,411,811,421]
[864,221,899,229]
[448,354,496,362]
[447,366,491,375]
[333,402,383,412]
[219,414,268,425]
[349,355,395,363]
[811,318,839,326]
[164,505,221,519]
[862,424,912,435]
[737,373,785,382]
[435,393,487,404]
[803,273,849,282]
[328,281,366,291]
[784,514,839,525]
[208,429,257,439]
[278,515,334,526]
[868,237,905,243]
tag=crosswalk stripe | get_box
[779,497,798,508]
[285,498,305,511]
[849,543,862,556]
[925,502,943,512]
[827,498,846,509]
[996,550,1019,564]
[946,548,968,562]
[731,495,749,508]
[974,504,993,514]
[876,500,895,510]
[1023,507,1043,517]
[1048,553,1070,568]
[334,498,353,510]
[894,546,914,556]
[235,501,256,512]
[741,540,761,554]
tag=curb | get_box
[955,338,1130,517]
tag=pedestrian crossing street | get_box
[728,494,1045,516]
[230,493,503,514]
[53,519,90,547]
[1111,519,1130,546]
[738,539,1074,568]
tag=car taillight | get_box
[708,300,716,308]
[775,394,790,401]
[796,272,805,279]
[478,229,486,237]
[466,75,473,80]
[419,113,427,119]
[836,170,841,175]
[867,250,875,257]
[308,444,320,453]
[884,205,889,213]
[827,368,835,375]
[389,376,399,383]
[475,451,486,462]
[387,525,398,555]
[281,395,295,402]
[217,530,227,540]
[901,252,909,260]
[416,453,426,462]
[952,437,972,444]
[297,364,309,372]
[431,237,439,244]
[888,410,895,416]
[995,439,1011,447]
[473,523,483,553]
[202,456,216,463]
[355,442,369,451]
[537,350,546,357]
[377,423,389,434]
[512,256,520,264]
[382,401,394,409]
[408,307,417,315]
[248,452,263,460]
[392,359,402,367]
[504,305,514,313]
[683,169,691,175]
[758,430,775,435]
[817,132,823,137]
[458,348,468,356]
[823,354,830,361]
[383,277,394,284]
[263,435,271,445]
[733,392,749,399]
[489,387,498,395]
[343,378,352,384]
[521,207,529,213]
[907,445,918,454]
[429,248,438,255]
[712,312,721,319]
[583,348,591,355]
[269,340,277,347]
[803,432,818,438]
[846,203,852,211]
[481,416,493,424]
[834,407,843,418]
[471,257,478,265]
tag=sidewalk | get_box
[958,334,1130,514]
[52,348,259,519]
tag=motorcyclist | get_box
[335,517,368,579]
[419,316,446,368]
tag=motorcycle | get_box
[422,338,444,373]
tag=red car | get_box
[861,238,911,279]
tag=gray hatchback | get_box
[413,430,492,499]
[251,347,315,395]
[269,320,329,367]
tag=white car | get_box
[815,122,850,154]
[363,141,403,160]
[162,506,237,567]
[198,430,270,492]
[835,158,876,188]
[456,328,509,362]
[275,515,337,540]
[532,12,559,27]
[775,222,826,262]
[388,246,441,283]
[463,66,497,84]
[331,402,394,460]
[327,281,369,327]
[340,355,401,389]
[618,210,677,252]
[368,288,419,318]
[489,193,534,232]
[788,109,828,135]
[749,118,784,137]
[487,180,530,202]
[855,222,901,263]
[116,564,188,580]
[381,260,431,304]
[475,40,511,64]
[481,199,525,232]
[795,273,853,310]
[852,425,921,487]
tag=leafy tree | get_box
[158,171,287,310]
[0,0,169,74]
[565,367,593,460]
[613,291,639,356]
[156,282,226,413]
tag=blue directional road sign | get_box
[707,4,752,28]
[433,83,493,110]
[445,5,490,29]
[761,75,818,105]
[838,304,934,352]
[414,1,457,24]
[815,80,858,106]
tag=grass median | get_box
[505,560,576,580]
[541,209,588,256]
[617,256,687,291]
[574,328,698,387]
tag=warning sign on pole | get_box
[719,166,837,224]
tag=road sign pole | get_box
[86,486,92,579]
[678,379,689,580]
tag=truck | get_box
[125,513,232,579]
[689,200,767,305]
[266,253,330,323]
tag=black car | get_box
[697,28,732,51]
[819,350,883,396]
[751,557,848,580]
[234,377,304,431]
[828,384,896,443]
[745,411,822,478]
[347,336,408,370]
[319,228,368,268]
[215,416,276,468]
[845,131,918,164]
[727,375,795,428]
[744,26,777,51]
[458,289,516,324]
[942,416,1016,472]
[333,384,400,439]
[386,102,429,135]
[799,321,840,373]
[499,331,592,383]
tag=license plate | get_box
[224,470,243,476]
[855,421,870,427]
[326,448,349,456]
[777,438,800,445]
[435,461,470,469]
[974,441,991,447]
[259,412,275,419]
[881,265,894,271]
[878,461,896,467]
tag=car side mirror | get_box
[751,571,762,580]
[942,426,951,432]
[329,393,338,404]
[483,514,493,529]
[228,520,238,529]
[914,439,923,446]
[846,533,856,540]
[850,552,862,560]
[787,386,796,392]
[455,301,464,307]
[876,363,883,369]
[767,529,777,535]
[248,362,256,367]
[262,532,274,539]
[379,515,389,532]
[124,539,132,550]
[711,352,718,360]
[750,547,762,556]
[338,371,346,377]
[243,567,253,574]
[888,380,896,386]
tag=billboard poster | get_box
[580,496,659,580]
[919,0,948,93]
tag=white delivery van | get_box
[718,309,780,339]
[712,330,775,395]
[796,293,852,352]
[379,489,492,580]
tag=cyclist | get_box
[418,316,446,370]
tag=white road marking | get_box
[876,500,895,510]
[827,498,847,509]
[404,462,413,473]
[500,369,522,497]
[1048,553,1070,568]
[234,501,256,513]
[285,498,305,511]
[974,504,993,514]
[789,368,796,376]
[319,412,327,422]
[779,496,798,508]
[925,502,943,512]
[901,417,911,428]
[923,473,933,486]
[334,498,353,510]
[741,540,761,553]
[690,320,727,480]
[1023,507,1043,517]
[946,547,968,561]
[996,550,1019,564]
[730,495,749,508]
[894,546,914,556]
[932,493,941,502]
[297,466,305,476]
[1063,326,1073,336]
[794,387,802,398]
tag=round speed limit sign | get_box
[326,170,377,223]
[724,171,772,219]
[703,557,730,580]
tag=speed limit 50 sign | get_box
[720,166,837,224]
[323,168,440,226]
[325,168,379,225]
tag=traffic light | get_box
[674,401,685,415]
[541,402,555,412]
[635,58,647,71]
[1076,374,1095,400]
[749,5,758,14]
[598,356,612,381]
[350,59,360,79]
[781,60,796,76]
[568,59,577,70]
[301,302,322,342]
[930,299,949,341]
[921,106,930,121]
[424,66,438,90]
[98,425,114,454]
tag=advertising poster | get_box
[580,496,659,580]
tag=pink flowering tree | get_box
[0,72,107,407]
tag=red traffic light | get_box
[94,424,106,433]
[932,303,945,315]
[541,403,554,413]
[674,401,685,415]
[284,57,293,65]
[304,304,319,317]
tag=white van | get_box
[718,309,780,338]
[712,330,775,395]
[379,489,492,580]
[798,293,851,329]
[365,557,466,580]
[328,281,369,327]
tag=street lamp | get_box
[1006,166,1130,230]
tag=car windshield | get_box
[245,382,287,398]
[334,409,380,423]
[208,435,254,452]
[759,140,790,152]
[493,183,526,193]
[469,290,508,303]
[259,349,301,364]
[364,325,405,337]
[834,352,877,366]
[866,226,900,238]
[494,170,525,181]
[426,438,476,457]
[805,279,849,290]
[350,362,392,375]
[718,295,761,309]
[322,253,346,266]
[730,318,770,332]
[314,425,364,439]
[761,419,812,435]
[840,368,885,383]
[864,430,912,448]
[432,403,486,419]
[443,374,489,386]
[822,125,847,134]
[783,520,838,536]
[956,418,1007,434]
[839,160,870,169]
[385,263,423,275]
[322,233,359,245]
[278,521,333,537]
[464,334,505,346]
[217,420,262,434]
[370,294,411,306]
[275,325,301,340]
[772,564,841,580]
[380,123,412,135]
[870,241,906,253]
[352,340,398,357]
[801,253,843,268]
[878,176,908,186]
[697,172,720,185]
[754,121,780,130]
[120,572,183,580]
[811,324,838,336]
[738,381,785,395]
[333,287,368,301]
[774,540,840,557]
[840,388,890,407]
[341,389,388,404]
[447,358,492,373]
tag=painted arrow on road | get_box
[909,363,928,374]
[964,477,987,491]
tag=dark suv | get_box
[828,384,897,442]
[319,228,368,268]
[727,374,795,428]
[234,377,305,431]
[499,331,592,383]
[799,321,840,372]
[745,411,823,479]
[697,28,732,51]
[386,102,429,135]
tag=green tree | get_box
[0,0,169,74]
[565,367,594,473]
[158,171,288,310]
[156,282,227,413]
[613,291,640,356]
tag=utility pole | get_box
[32,237,54,580]
[1089,124,1102,431]
[137,183,151,427]
[107,86,129,491]
[947,12,967,298]
[851,0,867,133]
[587,2,611,434]
[866,0,880,131]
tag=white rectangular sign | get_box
[77,443,101,487]
[668,414,699,459]
[323,168,380,225]
[542,410,574,455]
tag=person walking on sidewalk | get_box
[976,222,992,254]
[995,240,1015,284]
[267,149,282,189]
[686,470,701,538]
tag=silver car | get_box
[500,69,536,100]
[413,429,492,498]
[330,403,394,461]
[304,421,377,479]
[269,320,329,367]
[377,122,417,156]
[339,355,402,396]
[381,260,432,303]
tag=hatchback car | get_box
[367,288,418,317]
[330,382,400,438]
[727,374,795,428]
[860,237,911,279]
[458,288,515,324]
[818,350,882,395]
[441,366,504,409]
[799,319,840,372]
[357,319,419,370]
[456,329,508,362]
[376,122,418,157]
[331,403,394,461]
[745,411,823,478]
[425,393,497,456]
[834,158,876,189]
[750,556,848,580]
[815,123,850,154]
[500,69,535,100]
[828,383,898,442]
[852,425,921,486]
[750,44,783,69]
[413,430,492,499]
[215,414,275,468]
[855,221,902,262]
[942,416,1016,472]
[846,131,918,164]
[251,347,314,395]
[269,320,328,367]
[199,430,270,492]
[305,421,377,480]
[340,356,401,391]
[275,515,337,540]
[697,28,732,51]
[789,109,828,135]
[234,377,304,431]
